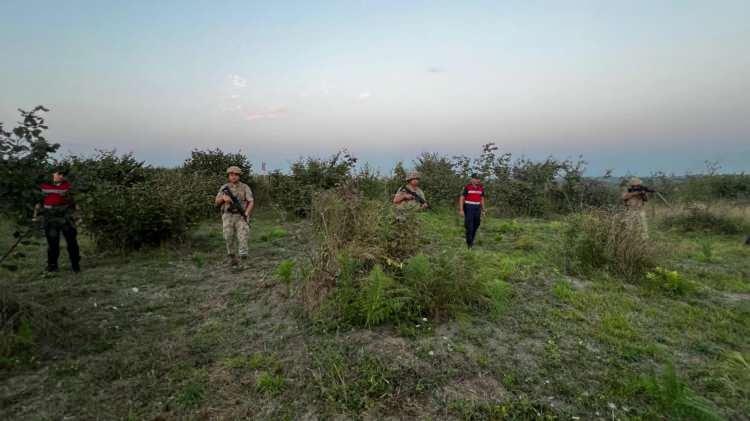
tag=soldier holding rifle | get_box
[215,166,254,266]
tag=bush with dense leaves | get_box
[412,143,616,216]
[0,106,59,222]
[270,150,357,216]
[79,169,215,249]
[182,148,251,178]
[61,150,148,191]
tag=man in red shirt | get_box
[35,168,81,272]
[458,173,486,248]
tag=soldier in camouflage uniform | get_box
[393,172,428,210]
[622,177,649,239]
[215,166,254,266]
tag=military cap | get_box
[628,177,642,186]
[405,171,420,181]
[227,166,243,175]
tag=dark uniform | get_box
[40,180,80,272]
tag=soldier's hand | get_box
[223,194,232,203]
[459,210,465,216]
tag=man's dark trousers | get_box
[45,219,80,271]
[464,203,482,248]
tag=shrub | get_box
[79,169,215,249]
[414,152,464,208]
[62,150,148,190]
[660,204,749,235]
[404,251,491,320]
[561,208,660,281]
[182,148,251,178]
[270,150,357,215]
[0,106,58,222]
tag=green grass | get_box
[1,206,748,419]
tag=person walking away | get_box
[215,166,254,267]
[459,173,486,248]
[35,168,81,272]
[621,177,649,239]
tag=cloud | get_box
[357,91,372,101]
[229,74,248,88]
[245,106,288,121]
[427,66,445,73]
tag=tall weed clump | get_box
[561,208,660,281]
[303,186,392,313]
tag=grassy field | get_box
[1,207,748,420]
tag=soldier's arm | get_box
[215,187,229,206]
[244,186,254,216]
[393,190,407,204]
[622,191,636,201]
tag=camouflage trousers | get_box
[222,213,249,256]
[625,209,649,239]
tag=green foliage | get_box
[661,205,749,235]
[414,143,616,216]
[552,280,576,302]
[359,265,406,327]
[321,263,411,328]
[260,226,288,242]
[713,351,750,405]
[80,169,215,249]
[645,267,694,295]
[62,150,148,189]
[636,364,723,420]
[270,150,357,215]
[310,342,395,413]
[402,251,498,320]
[697,238,715,262]
[176,380,206,408]
[275,259,296,284]
[562,209,660,281]
[275,259,296,295]
[0,106,59,222]
[414,152,464,208]
[182,148,251,178]
[256,371,285,396]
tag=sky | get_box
[1,0,749,175]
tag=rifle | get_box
[221,186,251,226]
[402,187,428,208]
[627,185,656,194]
[0,226,37,267]
[627,185,672,207]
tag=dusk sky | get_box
[2,0,749,175]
